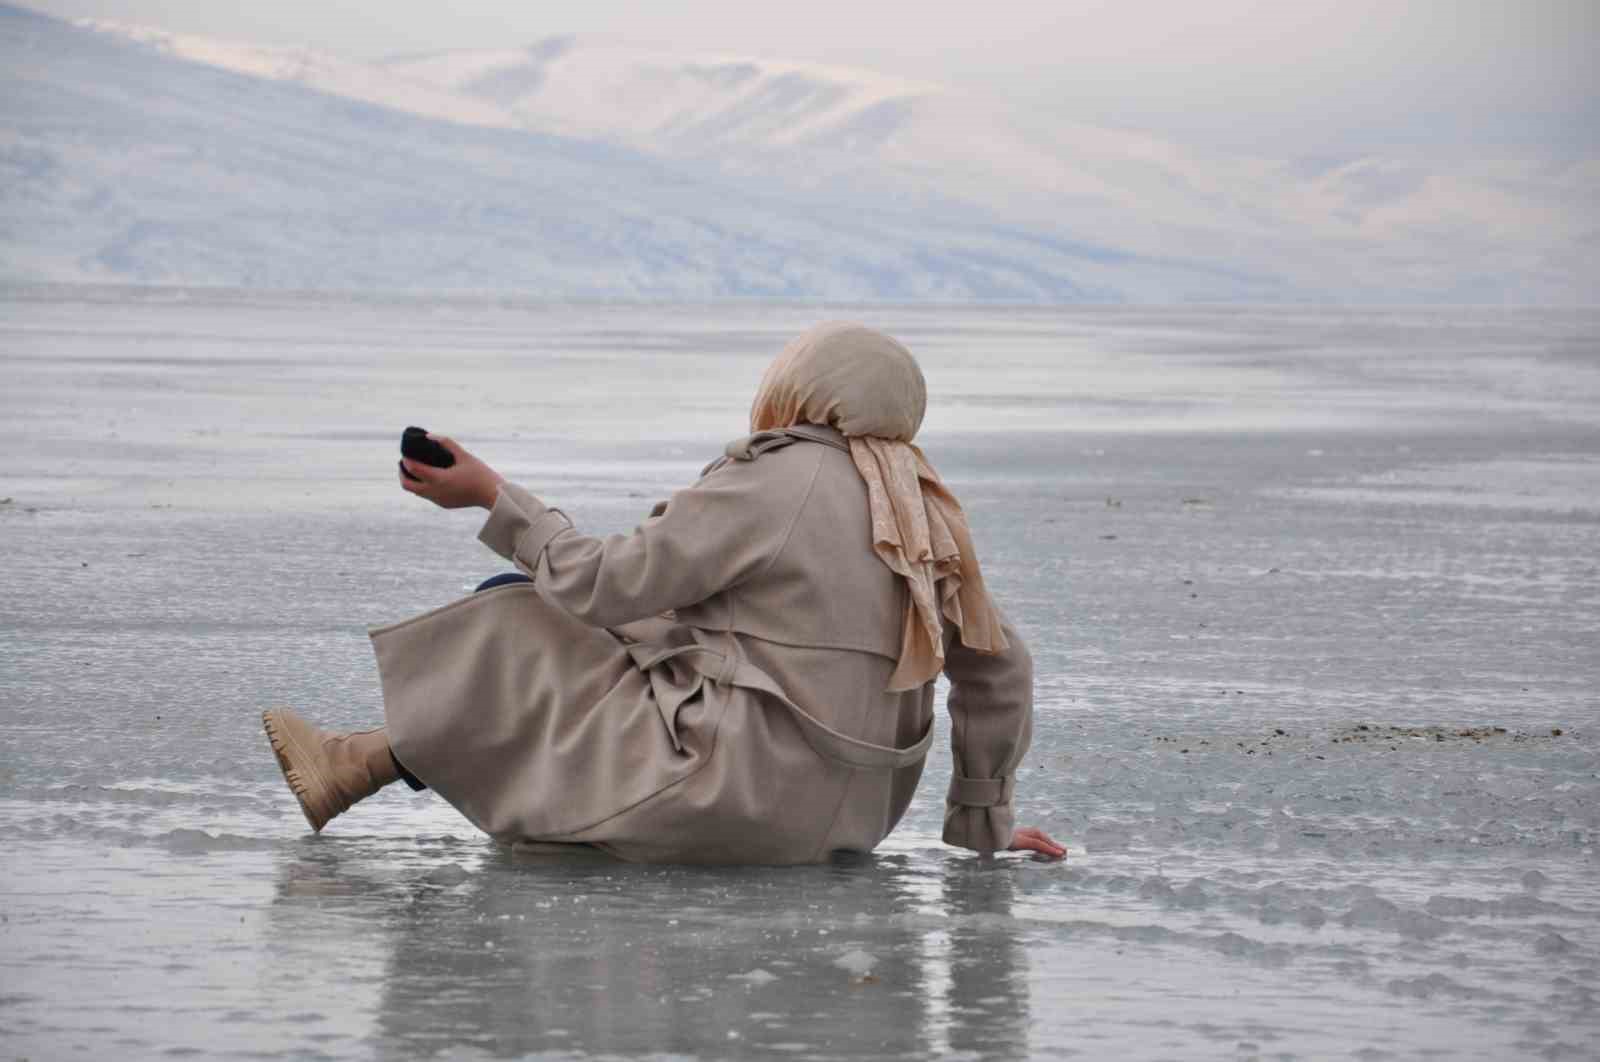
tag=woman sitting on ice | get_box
[263,322,1063,864]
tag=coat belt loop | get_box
[715,632,742,687]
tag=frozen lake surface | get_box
[2,289,1598,1060]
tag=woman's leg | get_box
[391,751,427,791]
[474,572,532,592]
[385,574,531,791]
[265,575,537,827]
[262,709,401,832]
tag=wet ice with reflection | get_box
[2,291,1598,1059]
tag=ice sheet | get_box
[2,291,1597,1060]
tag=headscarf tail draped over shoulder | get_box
[749,322,1009,691]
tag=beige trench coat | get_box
[369,424,1033,864]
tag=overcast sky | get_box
[21,0,1599,156]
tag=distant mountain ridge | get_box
[3,4,1593,302]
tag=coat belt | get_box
[626,641,932,771]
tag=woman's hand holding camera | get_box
[399,434,505,511]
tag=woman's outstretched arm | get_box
[400,433,816,628]
[943,619,1063,859]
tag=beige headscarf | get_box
[750,322,1009,691]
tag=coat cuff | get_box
[941,774,1017,856]
[477,484,572,567]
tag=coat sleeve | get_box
[940,618,1034,856]
[475,448,819,628]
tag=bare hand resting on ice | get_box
[1008,826,1067,859]
[399,435,505,510]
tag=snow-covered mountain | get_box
[5,5,1594,302]
[373,38,1600,305]
[0,6,1120,298]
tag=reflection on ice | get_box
[255,838,1040,1060]
[2,291,1598,1059]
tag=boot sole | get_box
[262,709,333,832]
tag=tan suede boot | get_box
[261,708,400,832]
